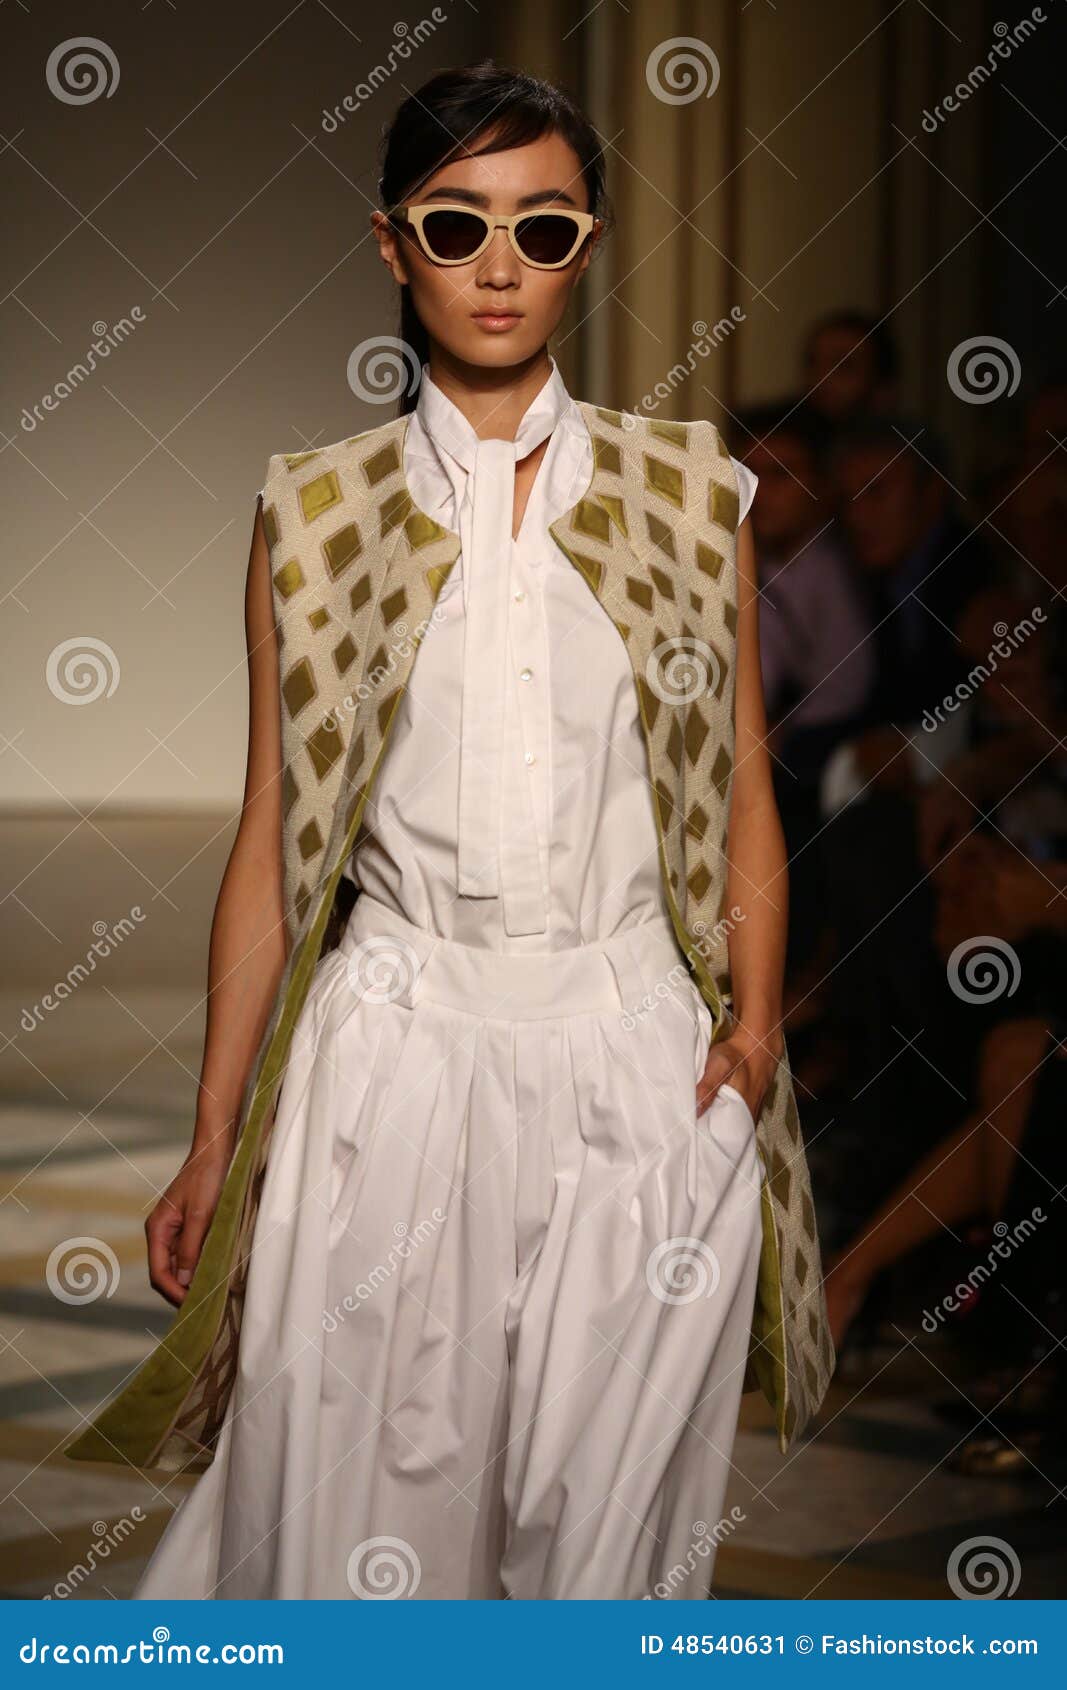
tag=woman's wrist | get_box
[728,1006,786,1069]
[190,1112,239,1164]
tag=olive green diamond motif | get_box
[299,471,342,524]
[323,523,362,579]
[282,657,316,719]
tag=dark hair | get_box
[377,60,611,412]
[826,412,953,485]
[805,309,899,387]
[731,399,828,469]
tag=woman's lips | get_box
[471,312,522,332]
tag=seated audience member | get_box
[807,422,1003,1197]
[824,1014,1066,1474]
[816,567,1061,1194]
[736,401,875,781]
[826,589,1066,1464]
[819,416,1001,817]
[797,309,899,458]
[917,581,1064,869]
[733,402,876,978]
[993,377,1067,681]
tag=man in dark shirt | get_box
[821,417,999,806]
[812,418,1003,1220]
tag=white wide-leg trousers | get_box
[133,895,764,1600]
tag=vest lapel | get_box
[274,422,462,952]
[549,404,738,1031]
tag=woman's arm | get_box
[696,514,788,1118]
[144,499,287,1306]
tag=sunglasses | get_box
[389,204,600,270]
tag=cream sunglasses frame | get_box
[389,203,600,270]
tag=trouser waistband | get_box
[338,893,690,1023]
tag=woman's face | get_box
[372,129,597,372]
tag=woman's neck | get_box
[424,343,555,441]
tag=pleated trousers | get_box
[133,893,764,1600]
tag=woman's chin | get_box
[430,328,547,372]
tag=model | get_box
[64,61,834,1601]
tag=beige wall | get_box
[2,4,483,811]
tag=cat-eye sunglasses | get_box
[389,203,601,270]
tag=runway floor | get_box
[2,1100,1065,1602]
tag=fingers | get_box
[175,1206,212,1291]
[695,1055,738,1118]
[145,1195,186,1308]
[695,1050,717,1117]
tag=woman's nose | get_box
[475,228,521,288]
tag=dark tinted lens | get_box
[514,213,581,265]
[419,209,488,260]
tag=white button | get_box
[514,590,525,603]
[524,751,535,765]
[519,667,532,681]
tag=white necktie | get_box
[429,400,561,904]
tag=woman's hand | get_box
[145,1138,234,1308]
[696,1024,781,1122]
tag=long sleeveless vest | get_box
[64,404,834,1474]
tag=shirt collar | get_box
[413,355,572,472]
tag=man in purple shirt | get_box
[733,402,875,978]
[737,401,875,778]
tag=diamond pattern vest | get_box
[64,404,835,1474]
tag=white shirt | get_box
[345,363,757,952]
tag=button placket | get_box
[499,540,549,935]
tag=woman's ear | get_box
[370,210,409,285]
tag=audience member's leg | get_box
[818,790,962,1210]
[823,1017,1048,1347]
